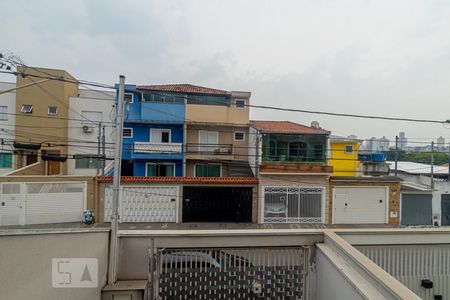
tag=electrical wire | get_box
[2,68,450,125]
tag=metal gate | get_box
[0,182,86,226]
[263,187,323,223]
[104,186,179,223]
[401,193,432,225]
[442,194,450,226]
[149,247,308,300]
[183,187,252,222]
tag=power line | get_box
[3,68,450,125]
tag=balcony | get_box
[185,143,234,160]
[259,162,333,174]
[133,142,182,154]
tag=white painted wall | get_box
[0,230,109,300]
[0,82,16,175]
[248,126,258,176]
[316,250,365,300]
[68,89,115,176]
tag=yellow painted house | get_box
[329,136,361,177]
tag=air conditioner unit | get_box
[82,125,93,133]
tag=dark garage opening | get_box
[183,187,253,222]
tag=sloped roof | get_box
[250,120,330,134]
[137,84,230,95]
[330,135,362,142]
[386,161,448,175]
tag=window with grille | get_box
[263,187,323,223]
[123,128,133,138]
[235,99,246,108]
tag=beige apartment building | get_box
[185,90,252,178]
[14,66,78,175]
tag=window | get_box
[141,92,184,104]
[345,145,353,154]
[1,183,20,194]
[48,106,58,115]
[198,130,218,152]
[81,110,102,124]
[234,132,245,141]
[264,187,323,223]
[125,93,133,103]
[123,128,133,138]
[21,104,33,113]
[0,152,12,168]
[75,155,100,169]
[195,164,221,177]
[187,95,231,106]
[235,99,246,108]
[0,106,8,121]
[313,144,325,161]
[150,129,171,143]
[146,163,175,177]
[288,141,307,161]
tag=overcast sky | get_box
[2,0,450,144]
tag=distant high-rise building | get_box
[399,132,407,150]
[365,137,378,152]
[379,136,390,151]
[437,136,445,148]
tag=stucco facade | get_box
[329,137,361,177]
[14,67,78,175]
[68,89,116,176]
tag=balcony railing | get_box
[186,143,233,155]
[133,142,182,154]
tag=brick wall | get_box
[329,180,401,225]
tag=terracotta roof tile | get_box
[137,84,230,95]
[250,120,330,134]
[97,176,258,184]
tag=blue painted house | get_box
[119,84,186,177]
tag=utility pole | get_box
[394,136,398,176]
[254,131,260,177]
[431,141,435,189]
[102,125,106,176]
[97,122,102,176]
[108,75,125,285]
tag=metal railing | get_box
[186,143,233,155]
[133,142,182,154]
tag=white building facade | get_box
[68,89,115,176]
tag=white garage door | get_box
[104,186,179,223]
[333,187,387,224]
[0,182,86,226]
